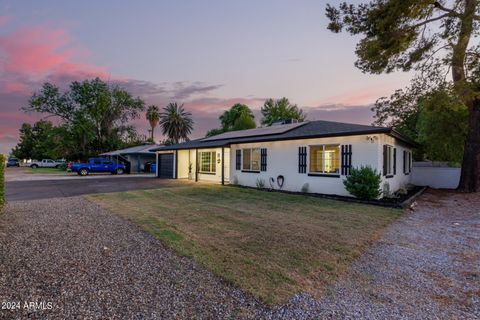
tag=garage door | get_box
[157,153,174,178]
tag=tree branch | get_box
[411,13,450,28]
[433,1,480,20]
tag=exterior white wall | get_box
[230,135,383,196]
[377,134,413,194]
[411,165,460,189]
[177,150,191,179]
[175,148,230,183]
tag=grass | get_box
[25,167,68,174]
[87,185,401,305]
[0,154,4,209]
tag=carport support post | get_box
[174,150,178,179]
[195,149,199,182]
[221,147,225,185]
[155,152,159,177]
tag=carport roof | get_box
[100,144,160,156]
[151,120,417,151]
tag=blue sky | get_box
[0,0,413,153]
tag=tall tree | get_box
[206,104,256,137]
[25,78,145,158]
[326,1,480,191]
[220,103,256,131]
[159,102,193,144]
[260,98,305,126]
[146,105,160,142]
[12,120,61,160]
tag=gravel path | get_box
[268,189,480,319]
[0,190,478,319]
[0,197,267,319]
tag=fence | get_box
[411,162,460,189]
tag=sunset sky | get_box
[0,0,414,154]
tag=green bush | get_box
[343,166,381,200]
[0,154,4,208]
[255,178,266,189]
[58,163,68,171]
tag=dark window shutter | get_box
[298,146,307,173]
[383,145,387,176]
[260,148,267,171]
[341,144,352,175]
[403,150,406,174]
[393,148,397,175]
[235,150,241,170]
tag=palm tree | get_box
[145,105,160,142]
[159,102,193,144]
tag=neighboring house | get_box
[151,120,415,197]
[100,144,159,174]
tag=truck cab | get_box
[71,158,126,176]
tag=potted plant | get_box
[188,162,193,180]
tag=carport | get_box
[100,144,159,174]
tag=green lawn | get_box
[25,167,68,174]
[87,185,401,305]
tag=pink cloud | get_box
[0,26,108,82]
[0,16,9,26]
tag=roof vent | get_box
[271,119,299,126]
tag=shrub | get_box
[255,178,266,189]
[58,163,68,171]
[0,154,4,208]
[301,183,309,193]
[343,166,381,200]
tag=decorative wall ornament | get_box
[277,175,285,189]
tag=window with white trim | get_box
[199,151,216,173]
[309,145,340,175]
[242,148,260,171]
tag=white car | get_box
[30,159,65,169]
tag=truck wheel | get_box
[79,168,89,176]
[31,164,38,169]
[116,168,124,175]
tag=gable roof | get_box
[151,120,416,151]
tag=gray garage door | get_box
[158,153,174,178]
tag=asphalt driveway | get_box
[5,177,193,201]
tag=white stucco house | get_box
[151,120,415,197]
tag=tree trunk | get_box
[457,99,480,192]
[452,0,478,192]
[151,126,155,142]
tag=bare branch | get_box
[411,13,450,29]
[433,1,480,20]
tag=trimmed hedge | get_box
[0,154,4,208]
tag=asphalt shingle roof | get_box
[151,120,414,151]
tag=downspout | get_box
[195,149,199,182]
[221,147,225,185]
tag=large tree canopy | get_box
[21,78,146,159]
[260,98,305,126]
[326,0,480,191]
[206,104,256,137]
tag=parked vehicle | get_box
[30,159,65,168]
[70,158,126,176]
[6,158,20,167]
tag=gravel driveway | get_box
[0,190,478,319]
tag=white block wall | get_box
[229,134,412,197]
